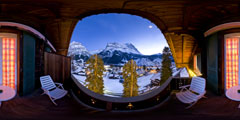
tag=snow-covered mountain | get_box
[99,42,141,57]
[68,41,165,66]
[68,41,91,61]
[90,49,103,55]
[135,58,155,66]
[98,42,145,64]
[68,41,90,56]
[153,58,162,67]
[135,58,162,66]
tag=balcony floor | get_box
[0,89,240,120]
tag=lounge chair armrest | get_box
[179,85,190,89]
[55,82,63,86]
[197,91,206,99]
[55,82,64,89]
[41,87,50,94]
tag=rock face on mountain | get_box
[98,42,142,65]
[68,41,165,66]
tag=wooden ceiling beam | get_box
[0,0,237,58]
[164,33,178,63]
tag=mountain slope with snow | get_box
[153,58,162,67]
[68,41,91,61]
[100,42,141,56]
[68,41,167,66]
[68,41,90,56]
[90,49,103,55]
[98,42,144,64]
[135,58,155,66]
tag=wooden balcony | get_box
[0,88,239,120]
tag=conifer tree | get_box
[160,47,172,85]
[85,54,104,94]
[122,59,139,97]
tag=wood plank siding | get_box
[44,52,71,84]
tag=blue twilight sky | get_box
[70,13,168,55]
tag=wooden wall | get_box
[44,52,71,84]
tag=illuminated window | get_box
[225,36,239,90]
[0,33,17,90]
[2,38,16,89]
[193,54,202,76]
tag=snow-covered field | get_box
[72,73,159,97]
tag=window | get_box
[0,33,17,90]
[193,54,202,76]
[225,33,240,90]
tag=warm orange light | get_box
[2,38,16,89]
[226,38,239,89]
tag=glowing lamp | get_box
[127,103,133,109]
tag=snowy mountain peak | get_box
[90,49,103,55]
[103,42,141,55]
[69,41,87,51]
[68,41,90,56]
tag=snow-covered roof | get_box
[180,67,189,77]
[172,67,190,77]
[150,73,161,80]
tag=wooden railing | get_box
[68,62,195,111]
[171,77,192,90]
[70,75,173,111]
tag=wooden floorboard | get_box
[0,89,240,120]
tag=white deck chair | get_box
[176,77,206,109]
[40,75,68,106]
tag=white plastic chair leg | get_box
[185,101,197,109]
[51,99,58,106]
[48,96,57,106]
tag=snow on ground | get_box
[73,74,86,85]
[72,73,157,97]
[138,74,154,91]
[103,77,124,96]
